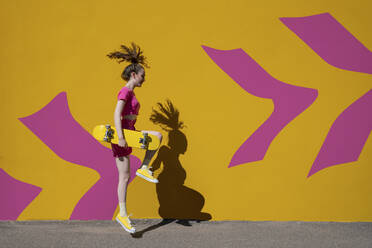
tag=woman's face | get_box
[135,69,145,87]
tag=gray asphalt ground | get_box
[1,219,371,248]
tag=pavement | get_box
[1,219,371,248]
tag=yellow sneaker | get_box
[116,213,135,233]
[136,167,159,183]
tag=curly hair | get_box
[107,42,150,81]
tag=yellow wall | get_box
[1,0,371,221]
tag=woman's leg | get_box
[115,156,130,217]
[140,130,163,167]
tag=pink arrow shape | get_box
[18,92,141,220]
[281,13,372,177]
[280,13,372,73]
[202,46,318,167]
[308,89,372,177]
[0,168,42,220]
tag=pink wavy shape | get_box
[18,92,141,220]
[202,45,318,167]
[0,168,42,220]
[281,13,372,177]
[280,13,372,74]
[308,89,372,177]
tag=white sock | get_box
[119,202,127,217]
[141,165,148,170]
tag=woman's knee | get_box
[151,131,162,141]
[156,132,163,141]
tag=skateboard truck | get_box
[103,125,114,143]
[139,133,152,149]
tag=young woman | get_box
[107,42,163,233]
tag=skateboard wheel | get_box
[103,126,114,143]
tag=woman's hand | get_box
[118,138,128,148]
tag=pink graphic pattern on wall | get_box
[281,13,372,177]
[307,90,372,176]
[203,13,371,176]
[0,169,42,220]
[202,46,318,168]
[18,92,141,220]
[280,13,372,74]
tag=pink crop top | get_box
[117,86,140,116]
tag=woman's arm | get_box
[114,100,127,147]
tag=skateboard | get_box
[93,125,160,150]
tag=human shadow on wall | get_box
[132,100,211,238]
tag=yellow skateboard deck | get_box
[93,125,160,150]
